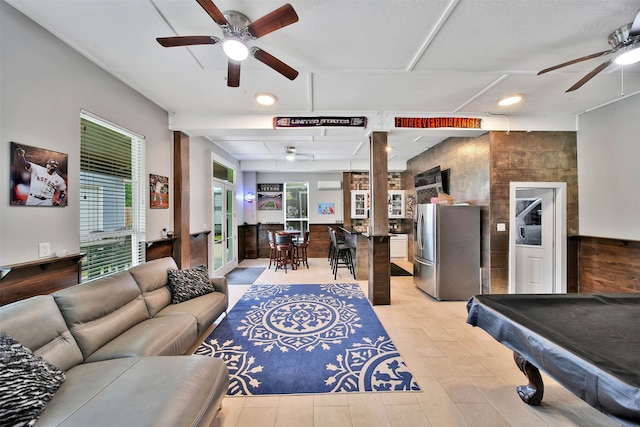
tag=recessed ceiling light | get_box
[497,93,525,106]
[255,92,277,106]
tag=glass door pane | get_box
[212,186,223,270]
[212,183,236,275]
[226,188,235,264]
[284,182,309,232]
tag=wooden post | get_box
[343,171,352,230]
[368,131,390,305]
[173,131,190,268]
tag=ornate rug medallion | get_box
[195,283,420,396]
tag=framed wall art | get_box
[150,174,169,209]
[317,202,335,215]
[10,142,68,207]
[257,192,282,210]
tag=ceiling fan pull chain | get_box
[621,65,624,97]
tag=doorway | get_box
[211,158,237,276]
[509,182,566,294]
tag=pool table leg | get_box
[513,351,544,405]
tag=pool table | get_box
[466,293,640,426]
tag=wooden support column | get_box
[173,131,190,268]
[368,131,390,305]
[343,171,352,229]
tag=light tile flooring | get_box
[209,258,621,427]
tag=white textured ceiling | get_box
[7,0,640,172]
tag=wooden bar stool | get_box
[295,230,310,268]
[329,228,355,279]
[275,232,296,273]
[267,230,277,269]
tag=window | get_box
[515,198,542,246]
[213,160,235,183]
[79,112,146,281]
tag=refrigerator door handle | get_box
[417,213,424,251]
[415,257,434,267]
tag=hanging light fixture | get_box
[220,10,251,61]
[285,146,296,161]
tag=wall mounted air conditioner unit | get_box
[317,181,342,190]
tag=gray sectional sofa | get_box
[0,257,230,427]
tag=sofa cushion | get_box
[167,264,216,304]
[53,271,149,360]
[34,356,229,427]
[129,257,178,316]
[0,333,66,427]
[84,314,198,363]
[0,295,83,371]
[155,291,227,334]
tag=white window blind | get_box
[79,113,146,282]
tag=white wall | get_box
[254,172,344,225]
[0,3,243,265]
[0,2,173,264]
[241,171,258,225]
[189,136,241,234]
[578,93,640,241]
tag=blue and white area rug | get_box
[194,284,421,396]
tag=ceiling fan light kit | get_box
[222,37,249,61]
[284,146,314,161]
[285,146,296,161]
[615,45,640,65]
[497,93,525,106]
[157,1,299,87]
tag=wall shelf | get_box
[0,253,85,281]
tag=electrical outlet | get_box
[39,242,51,258]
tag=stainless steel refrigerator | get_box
[413,204,481,301]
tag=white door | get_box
[515,188,555,293]
[212,183,237,276]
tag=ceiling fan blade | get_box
[538,49,614,75]
[246,4,299,39]
[565,58,614,92]
[195,0,228,26]
[251,48,298,80]
[228,61,241,87]
[156,36,220,47]
[630,8,640,36]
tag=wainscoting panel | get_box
[579,237,640,293]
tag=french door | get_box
[212,183,236,275]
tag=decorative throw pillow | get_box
[0,333,66,427]
[167,264,215,304]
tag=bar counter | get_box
[338,226,369,280]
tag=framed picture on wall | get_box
[150,174,169,209]
[10,141,68,207]
[257,192,282,210]
[317,203,335,215]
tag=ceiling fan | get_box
[284,146,314,161]
[156,0,299,87]
[538,9,640,92]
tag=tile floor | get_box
[207,258,621,427]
